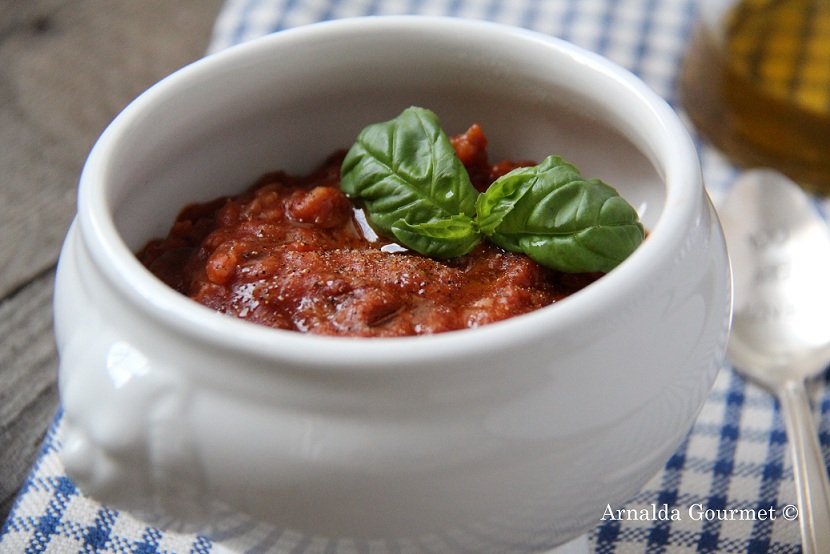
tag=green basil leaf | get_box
[341,107,480,257]
[477,155,644,273]
[391,215,481,258]
[476,156,585,248]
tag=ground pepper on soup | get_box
[137,122,628,338]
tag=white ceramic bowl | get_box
[54,16,731,553]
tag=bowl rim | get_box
[74,15,703,369]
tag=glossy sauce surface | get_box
[138,125,601,337]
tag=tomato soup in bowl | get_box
[55,16,730,553]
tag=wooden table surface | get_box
[0,0,223,524]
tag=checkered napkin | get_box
[3,1,829,552]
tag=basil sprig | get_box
[341,107,645,273]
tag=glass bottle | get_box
[679,0,830,194]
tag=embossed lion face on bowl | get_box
[54,16,730,553]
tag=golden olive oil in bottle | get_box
[680,0,830,194]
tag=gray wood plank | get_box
[0,0,224,299]
[0,269,58,523]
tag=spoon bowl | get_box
[719,168,830,554]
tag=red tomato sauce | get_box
[137,125,602,337]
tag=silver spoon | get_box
[719,169,830,554]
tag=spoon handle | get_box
[778,379,830,554]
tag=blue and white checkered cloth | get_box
[3,1,829,552]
